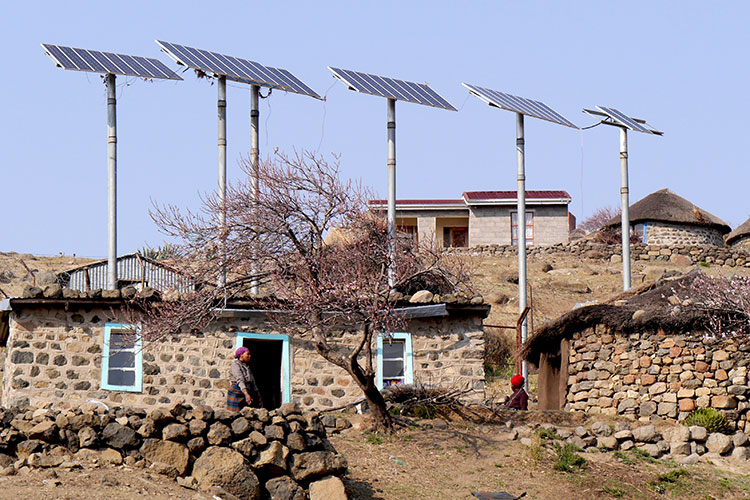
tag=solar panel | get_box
[156,40,320,99]
[595,106,652,134]
[41,44,182,81]
[328,67,456,111]
[462,83,577,129]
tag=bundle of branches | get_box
[382,383,469,418]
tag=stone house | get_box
[521,271,750,430]
[370,190,575,248]
[603,188,730,246]
[0,290,489,412]
[726,218,750,248]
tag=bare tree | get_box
[145,151,469,432]
[669,271,750,337]
[579,205,620,232]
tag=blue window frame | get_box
[101,323,143,392]
[235,333,291,404]
[376,332,413,389]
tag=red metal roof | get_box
[369,199,465,206]
[463,190,571,201]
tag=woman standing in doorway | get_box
[227,346,263,411]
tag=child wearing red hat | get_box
[505,374,528,411]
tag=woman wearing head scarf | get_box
[227,346,263,411]
[505,374,528,411]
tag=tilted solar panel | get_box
[328,67,456,111]
[41,44,182,80]
[156,40,320,99]
[462,83,577,129]
[596,106,651,134]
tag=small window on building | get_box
[443,227,468,248]
[511,212,534,245]
[101,323,142,392]
[376,333,413,388]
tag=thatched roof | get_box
[726,217,750,245]
[521,269,713,365]
[604,188,730,233]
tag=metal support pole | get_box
[620,127,631,291]
[387,99,396,289]
[106,73,117,291]
[217,76,227,288]
[516,113,528,383]
[250,84,260,295]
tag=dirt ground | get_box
[330,416,750,500]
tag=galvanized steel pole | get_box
[250,84,260,295]
[387,99,396,289]
[106,73,117,291]
[620,127,631,291]
[217,76,227,288]
[516,113,528,382]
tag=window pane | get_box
[383,360,404,378]
[110,333,136,350]
[109,351,136,369]
[382,341,404,360]
[108,369,135,387]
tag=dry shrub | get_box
[594,228,641,245]
[484,327,515,377]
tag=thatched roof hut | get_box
[603,188,729,246]
[726,218,750,247]
[517,270,750,415]
[604,188,729,232]
[521,270,708,366]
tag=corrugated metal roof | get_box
[58,253,197,293]
[463,190,571,201]
[369,199,465,206]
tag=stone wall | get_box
[0,401,348,499]
[730,235,750,248]
[641,221,725,246]
[450,239,750,269]
[566,328,750,428]
[2,304,485,413]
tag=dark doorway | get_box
[242,338,283,410]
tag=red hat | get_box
[511,374,524,387]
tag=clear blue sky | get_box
[2,2,748,257]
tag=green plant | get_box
[699,261,710,267]
[652,468,690,493]
[365,431,383,445]
[529,435,546,463]
[613,451,634,465]
[684,408,730,434]
[602,485,626,497]
[553,442,586,472]
[536,427,559,441]
[631,447,658,464]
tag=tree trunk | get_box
[360,380,393,433]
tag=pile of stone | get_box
[504,419,750,465]
[0,401,348,500]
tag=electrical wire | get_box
[316,80,338,154]
[456,93,471,111]
[580,121,602,130]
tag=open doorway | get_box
[236,333,291,410]
[242,337,283,410]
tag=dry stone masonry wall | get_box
[642,221,725,246]
[3,298,486,412]
[566,329,750,429]
[450,239,750,268]
[0,401,347,500]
